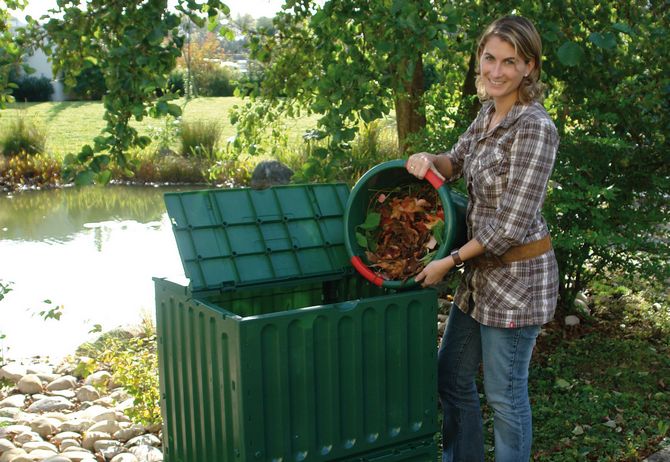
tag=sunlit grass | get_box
[0,97,321,157]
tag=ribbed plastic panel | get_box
[164,184,351,293]
[155,278,438,462]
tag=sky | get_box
[10,0,287,22]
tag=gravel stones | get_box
[0,360,163,462]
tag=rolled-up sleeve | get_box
[475,119,558,255]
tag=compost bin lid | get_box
[164,184,352,293]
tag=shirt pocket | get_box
[475,145,508,200]
[481,262,531,311]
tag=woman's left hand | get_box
[415,257,454,287]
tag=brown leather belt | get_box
[470,235,552,269]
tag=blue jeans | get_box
[438,304,540,462]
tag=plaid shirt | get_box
[445,100,559,328]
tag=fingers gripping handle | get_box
[404,160,445,189]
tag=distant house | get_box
[10,16,66,101]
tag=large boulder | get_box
[250,160,293,190]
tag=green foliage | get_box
[100,333,161,426]
[0,280,12,303]
[0,1,28,109]
[233,0,448,178]
[196,65,238,97]
[37,299,64,321]
[528,333,670,460]
[0,115,46,156]
[68,65,106,101]
[546,135,669,310]
[10,74,54,102]
[179,119,221,159]
[37,0,230,185]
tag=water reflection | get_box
[0,185,202,361]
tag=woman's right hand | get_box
[406,152,444,181]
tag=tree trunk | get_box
[394,54,426,154]
[457,50,480,128]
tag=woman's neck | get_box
[492,93,518,118]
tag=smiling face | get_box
[479,35,535,109]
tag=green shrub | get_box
[167,69,185,97]
[0,117,47,157]
[179,119,221,159]
[11,75,55,102]
[1,152,62,188]
[195,65,238,97]
[69,65,106,100]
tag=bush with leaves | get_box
[179,119,221,159]
[34,0,230,185]
[0,116,46,157]
[10,74,54,102]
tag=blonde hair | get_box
[475,15,545,103]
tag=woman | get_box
[406,15,559,462]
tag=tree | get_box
[232,0,669,310]
[231,0,449,180]
[0,0,27,109]
[39,0,229,184]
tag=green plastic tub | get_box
[344,160,467,290]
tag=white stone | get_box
[86,420,120,435]
[74,387,99,404]
[58,439,80,451]
[30,417,61,438]
[17,376,43,395]
[25,449,59,459]
[573,298,590,315]
[59,419,94,434]
[109,390,129,402]
[50,432,81,445]
[79,406,111,421]
[59,451,93,462]
[89,410,117,423]
[35,374,60,385]
[112,425,145,443]
[13,431,43,445]
[25,365,52,376]
[0,395,26,409]
[0,438,16,452]
[565,315,581,326]
[46,377,77,392]
[92,397,114,407]
[81,431,111,451]
[48,391,75,400]
[93,439,121,452]
[0,449,27,462]
[129,445,163,462]
[115,399,134,413]
[29,395,48,402]
[0,408,22,419]
[27,397,74,413]
[110,454,138,462]
[61,447,91,453]
[83,372,111,388]
[126,434,161,448]
[20,441,58,452]
[0,364,28,383]
[42,456,73,462]
[0,425,31,439]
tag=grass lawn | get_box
[0,97,319,157]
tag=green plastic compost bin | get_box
[154,183,440,462]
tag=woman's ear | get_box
[525,59,536,77]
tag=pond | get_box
[0,184,201,362]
